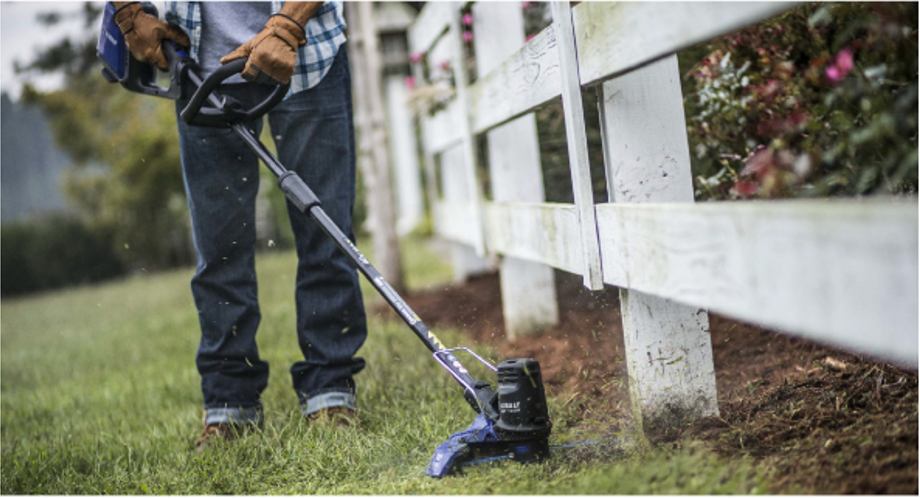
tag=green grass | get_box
[1,235,768,494]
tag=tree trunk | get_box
[346,2,405,293]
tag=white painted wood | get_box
[450,243,493,284]
[600,56,695,204]
[551,1,604,290]
[411,52,441,235]
[427,22,454,67]
[407,1,454,55]
[448,4,486,256]
[572,2,796,86]
[416,18,490,282]
[595,200,919,367]
[483,202,583,275]
[474,1,559,339]
[384,74,424,236]
[468,25,561,135]
[422,99,463,154]
[598,55,719,432]
[440,142,491,281]
[431,200,479,247]
[499,256,560,338]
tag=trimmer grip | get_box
[97,2,185,100]
[180,60,289,128]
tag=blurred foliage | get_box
[22,71,194,271]
[19,3,194,272]
[680,2,918,200]
[1,214,123,296]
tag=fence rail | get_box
[408,1,918,434]
[595,199,918,366]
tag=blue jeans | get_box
[175,48,366,425]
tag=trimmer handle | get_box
[98,2,185,99]
[179,58,290,128]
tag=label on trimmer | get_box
[374,276,418,325]
[344,238,370,265]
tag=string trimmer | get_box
[97,3,552,478]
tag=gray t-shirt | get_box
[199,2,273,83]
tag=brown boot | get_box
[195,423,253,452]
[307,407,359,429]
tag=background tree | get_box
[18,3,195,270]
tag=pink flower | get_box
[409,52,423,63]
[462,31,473,42]
[439,61,450,70]
[734,180,758,198]
[522,1,532,7]
[836,48,854,74]
[757,79,782,99]
[525,33,536,42]
[405,76,416,90]
[826,48,854,83]
[462,13,473,25]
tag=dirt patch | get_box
[383,271,630,424]
[378,270,918,494]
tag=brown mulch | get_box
[377,270,918,494]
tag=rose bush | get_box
[681,2,918,200]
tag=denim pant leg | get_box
[268,48,368,415]
[176,85,270,425]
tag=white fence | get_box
[408,2,918,432]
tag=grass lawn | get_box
[1,236,768,494]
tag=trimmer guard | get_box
[426,413,551,478]
[426,414,499,478]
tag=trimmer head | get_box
[426,358,552,478]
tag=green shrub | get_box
[1,215,124,296]
[681,2,918,200]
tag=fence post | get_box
[472,2,559,338]
[384,74,424,236]
[410,5,491,283]
[551,1,604,291]
[441,144,493,282]
[596,55,719,434]
[448,3,487,258]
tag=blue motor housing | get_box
[96,2,185,99]
[97,2,129,82]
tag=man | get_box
[110,1,367,450]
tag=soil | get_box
[377,270,918,494]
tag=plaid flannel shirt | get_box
[165,1,347,95]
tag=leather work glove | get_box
[220,14,307,85]
[112,2,190,70]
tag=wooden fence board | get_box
[483,202,584,275]
[422,99,463,154]
[573,2,796,86]
[468,25,561,135]
[432,200,479,247]
[596,199,919,367]
[551,1,604,290]
[408,1,454,54]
